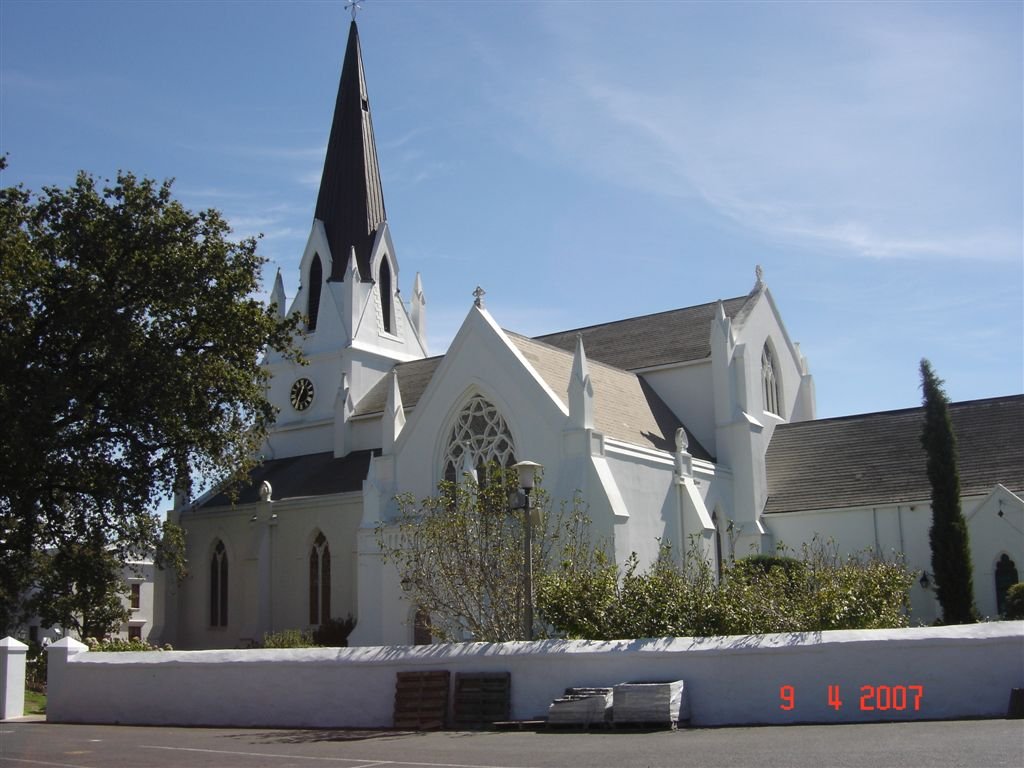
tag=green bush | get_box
[538,536,914,639]
[312,615,357,647]
[86,637,171,652]
[260,628,316,648]
[1004,583,1024,619]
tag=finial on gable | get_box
[473,286,486,308]
[675,427,689,454]
[754,264,765,290]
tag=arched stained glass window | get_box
[309,532,331,626]
[442,395,516,486]
[307,254,323,332]
[210,540,228,628]
[761,343,781,416]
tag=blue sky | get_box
[2,0,1021,420]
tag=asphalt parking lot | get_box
[1,718,1022,768]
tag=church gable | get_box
[725,280,814,424]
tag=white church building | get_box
[162,21,1023,649]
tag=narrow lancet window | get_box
[210,540,228,627]
[761,343,781,416]
[309,532,331,625]
[996,554,1019,615]
[379,258,393,334]
[308,254,323,332]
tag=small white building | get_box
[163,21,1023,649]
[17,555,160,646]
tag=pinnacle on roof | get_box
[314,20,386,282]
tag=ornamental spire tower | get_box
[315,20,386,282]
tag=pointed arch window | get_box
[995,554,1019,615]
[307,254,323,332]
[309,532,331,626]
[761,343,781,416]
[442,395,516,486]
[210,540,228,628]
[379,258,393,334]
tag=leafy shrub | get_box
[312,615,357,647]
[1005,583,1024,619]
[538,536,914,639]
[260,628,316,648]
[731,554,806,585]
[86,637,171,652]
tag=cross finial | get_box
[345,1,362,20]
[472,286,486,308]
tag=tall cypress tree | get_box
[919,359,976,624]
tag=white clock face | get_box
[290,378,314,411]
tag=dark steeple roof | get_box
[314,21,386,282]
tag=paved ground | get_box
[1,718,1022,768]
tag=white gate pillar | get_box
[45,637,88,722]
[0,636,28,720]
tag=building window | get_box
[995,554,1019,615]
[761,343,781,416]
[307,254,323,332]
[309,532,331,626]
[379,258,393,334]
[442,395,516,485]
[128,625,142,642]
[130,583,141,611]
[210,540,228,628]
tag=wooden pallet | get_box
[393,670,450,730]
[453,672,511,729]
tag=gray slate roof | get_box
[506,333,707,457]
[354,355,442,418]
[535,294,753,371]
[764,395,1024,514]
[199,449,377,508]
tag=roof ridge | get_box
[778,393,1024,429]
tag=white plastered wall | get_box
[763,486,1024,624]
[168,493,363,649]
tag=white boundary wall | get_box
[46,623,1023,728]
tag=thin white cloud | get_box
[504,3,1023,264]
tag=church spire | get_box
[315,20,386,282]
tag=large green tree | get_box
[0,160,299,631]
[919,359,976,624]
[30,532,131,641]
